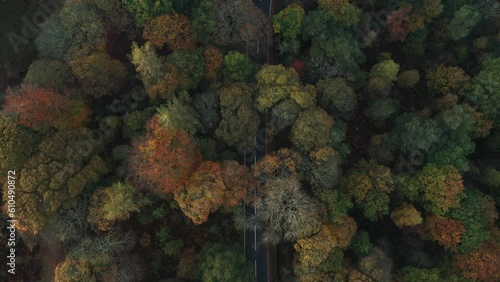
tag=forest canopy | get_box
[0,0,499,281]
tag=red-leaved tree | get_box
[453,240,500,282]
[387,6,412,42]
[2,86,90,130]
[426,216,466,251]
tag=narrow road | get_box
[244,0,276,281]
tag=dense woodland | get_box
[0,0,499,281]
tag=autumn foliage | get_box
[426,216,466,251]
[203,47,223,81]
[399,164,465,216]
[175,161,226,225]
[252,148,303,181]
[2,86,90,130]
[220,160,256,207]
[175,160,253,224]
[291,59,305,79]
[128,116,202,195]
[143,13,196,51]
[294,216,357,268]
[453,240,500,282]
[426,65,470,95]
[391,203,423,228]
[387,6,412,41]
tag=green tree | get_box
[402,267,443,282]
[255,65,302,111]
[0,115,40,173]
[448,5,481,40]
[449,189,492,253]
[317,0,362,27]
[123,107,156,138]
[362,190,391,222]
[222,51,257,82]
[59,0,107,59]
[87,182,149,231]
[316,77,357,118]
[156,227,184,257]
[34,0,108,61]
[466,57,500,124]
[122,0,173,27]
[482,168,500,189]
[34,17,75,61]
[130,42,165,96]
[9,129,107,234]
[165,49,205,91]
[144,49,205,99]
[198,243,254,282]
[24,60,75,91]
[397,164,465,216]
[341,160,394,221]
[351,231,374,257]
[435,104,475,133]
[190,0,216,44]
[365,98,400,125]
[156,93,200,135]
[302,10,365,72]
[313,188,352,224]
[291,107,335,152]
[367,59,400,94]
[215,83,260,152]
[308,23,365,72]
[389,113,443,154]
[428,130,474,172]
[273,4,305,56]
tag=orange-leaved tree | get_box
[453,239,500,282]
[2,86,90,130]
[426,216,466,251]
[127,116,202,195]
[143,13,196,51]
[203,47,223,82]
[252,148,303,181]
[175,161,226,225]
[175,160,254,224]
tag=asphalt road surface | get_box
[244,1,274,281]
